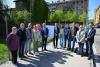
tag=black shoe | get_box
[88,57,91,60]
[44,49,48,51]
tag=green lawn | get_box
[0,44,9,64]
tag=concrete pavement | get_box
[93,28,100,67]
[0,41,93,67]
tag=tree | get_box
[64,11,79,23]
[32,0,49,23]
[10,10,31,24]
[79,12,87,24]
[49,10,64,23]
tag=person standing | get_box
[59,24,64,48]
[6,27,19,64]
[67,27,72,50]
[86,23,96,60]
[71,26,79,51]
[53,23,60,48]
[41,23,49,51]
[32,24,41,54]
[25,23,32,55]
[64,24,69,48]
[76,25,85,57]
[17,23,26,59]
[84,24,89,55]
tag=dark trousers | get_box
[64,35,68,48]
[88,41,93,59]
[53,36,58,48]
[68,38,71,49]
[42,38,47,50]
[19,41,25,58]
[10,50,18,64]
[72,36,76,50]
[86,41,88,54]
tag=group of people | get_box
[6,22,96,65]
[53,23,96,60]
[6,23,49,65]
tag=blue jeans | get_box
[78,42,84,56]
[60,34,64,47]
[24,39,32,54]
[88,42,93,58]
[72,36,76,50]
[68,37,72,49]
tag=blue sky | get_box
[4,0,100,19]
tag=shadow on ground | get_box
[16,50,73,67]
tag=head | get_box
[88,23,92,29]
[20,23,25,29]
[12,27,17,34]
[79,25,84,31]
[55,23,57,27]
[42,23,46,28]
[36,24,40,30]
[28,23,32,28]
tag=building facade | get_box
[48,0,88,15]
[95,6,100,24]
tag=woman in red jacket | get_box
[6,27,19,64]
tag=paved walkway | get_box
[93,28,100,67]
[0,42,93,67]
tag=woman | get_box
[59,25,64,48]
[6,27,19,64]
[32,24,41,55]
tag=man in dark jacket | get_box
[41,23,49,51]
[17,23,26,59]
[87,23,96,60]
[53,23,60,48]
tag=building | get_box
[95,6,100,24]
[48,0,88,15]
[14,0,33,11]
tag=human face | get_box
[89,24,92,29]
[43,23,46,27]
[28,23,32,28]
[20,23,25,29]
[12,27,17,34]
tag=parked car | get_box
[96,23,100,28]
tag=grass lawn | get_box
[0,44,9,64]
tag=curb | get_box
[93,44,100,67]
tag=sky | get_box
[3,0,100,19]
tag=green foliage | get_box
[79,12,87,23]
[32,0,49,23]
[10,10,31,24]
[49,10,64,22]
[49,10,79,23]
[89,19,95,24]
[0,44,8,64]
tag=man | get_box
[64,24,69,48]
[25,23,32,55]
[53,23,60,48]
[17,23,26,59]
[71,26,79,51]
[76,25,85,57]
[67,27,72,50]
[41,23,49,51]
[84,24,89,55]
[86,23,96,60]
